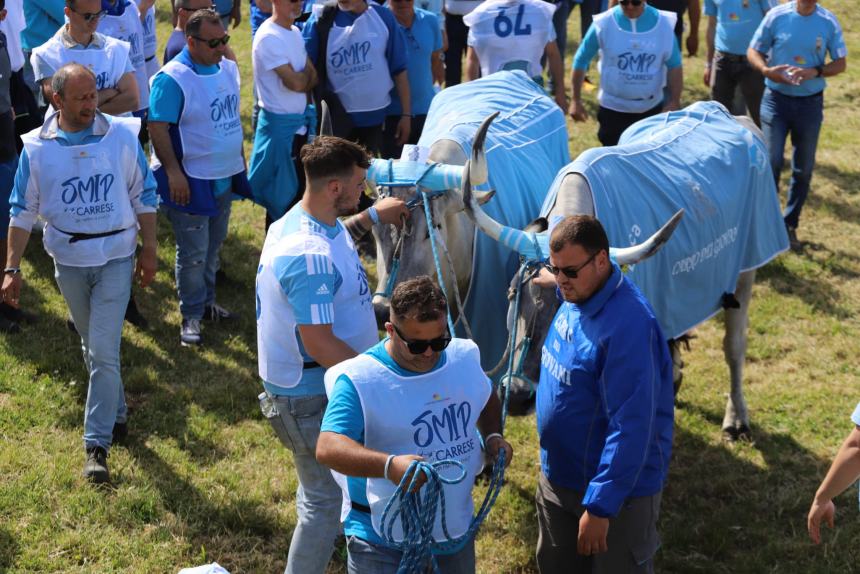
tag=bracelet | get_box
[484,432,503,445]
[383,454,396,481]
[3,267,21,276]
[401,114,413,118]
[367,206,380,225]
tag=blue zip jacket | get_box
[537,263,674,518]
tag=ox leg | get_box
[721,270,755,441]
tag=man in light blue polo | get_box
[747,0,846,251]
[703,0,777,126]
[2,64,157,484]
[21,0,65,104]
[570,0,683,146]
[149,9,246,346]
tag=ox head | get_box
[366,114,498,326]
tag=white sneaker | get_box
[180,318,202,346]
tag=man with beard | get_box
[255,135,407,574]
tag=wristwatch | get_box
[815,65,824,78]
[4,267,21,276]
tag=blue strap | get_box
[421,189,457,335]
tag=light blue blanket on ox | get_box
[540,101,788,339]
[419,70,570,373]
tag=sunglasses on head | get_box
[71,7,107,21]
[543,251,598,279]
[193,34,230,48]
[620,0,643,5]
[392,323,451,355]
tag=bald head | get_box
[52,64,98,131]
[51,63,97,99]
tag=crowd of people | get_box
[0,0,855,572]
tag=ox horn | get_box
[611,209,685,265]
[319,100,333,137]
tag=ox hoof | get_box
[721,425,753,443]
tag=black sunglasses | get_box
[620,0,643,5]
[391,323,451,355]
[192,34,230,48]
[543,251,598,279]
[71,7,107,21]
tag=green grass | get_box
[1,0,859,571]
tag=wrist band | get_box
[367,206,380,225]
[3,267,21,275]
[484,432,503,445]
[384,454,396,481]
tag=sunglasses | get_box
[71,7,107,21]
[193,34,230,48]
[392,323,452,355]
[543,251,598,279]
[619,0,643,5]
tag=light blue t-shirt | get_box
[321,338,455,550]
[387,9,443,118]
[21,0,65,52]
[572,5,682,71]
[749,2,847,97]
[262,206,345,397]
[704,0,776,56]
[148,47,232,195]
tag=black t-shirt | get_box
[648,0,686,43]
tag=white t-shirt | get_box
[252,19,309,116]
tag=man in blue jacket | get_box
[534,215,674,574]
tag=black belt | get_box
[303,361,321,369]
[717,51,748,63]
[53,226,130,244]
[145,55,156,62]
[351,501,371,514]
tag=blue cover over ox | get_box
[420,70,570,372]
[542,101,788,339]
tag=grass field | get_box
[1,0,859,572]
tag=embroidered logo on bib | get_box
[411,401,477,462]
[330,41,373,76]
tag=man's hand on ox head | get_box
[374,196,409,228]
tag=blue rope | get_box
[420,190,457,335]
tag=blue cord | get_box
[420,189,457,335]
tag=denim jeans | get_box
[165,191,232,320]
[346,535,476,574]
[759,88,824,230]
[54,255,134,451]
[260,392,342,574]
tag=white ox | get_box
[463,103,789,441]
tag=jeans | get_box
[759,88,824,230]
[165,191,232,320]
[346,535,476,574]
[54,255,134,451]
[709,52,765,127]
[260,392,342,574]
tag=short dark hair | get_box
[390,276,448,323]
[0,0,6,11]
[185,8,221,38]
[549,215,609,255]
[52,63,96,98]
[300,136,372,185]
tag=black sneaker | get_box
[0,314,20,334]
[83,447,110,484]
[0,302,37,324]
[124,295,149,330]
[786,226,801,252]
[113,421,128,444]
[203,303,235,322]
[67,317,78,334]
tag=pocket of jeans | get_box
[260,393,296,450]
[288,394,328,419]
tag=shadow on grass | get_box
[0,525,19,571]
[755,257,852,319]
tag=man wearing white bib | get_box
[149,9,247,346]
[570,0,682,146]
[132,0,159,78]
[2,64,157,484]
[317,276,513,574]
[256,136,407,574]
[463,0,567,109]
[30,0,140,116]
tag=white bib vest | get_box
[594,9,676,113]
[326,7,393,113]
[158,58,244,180]
[464,0,555,79]
[324,339,491,542]
[21,113,141,267]
[132,0,158,60]
[33,32,131,115]
[98,3,149,110]
[257,217,378,388]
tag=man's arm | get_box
[229,0,242,29]
[704,14,716,87]
[1,227,32,306]
[273,58,318,93]
[431,49,445,85]
[137,0,155,23]
[746,47,792,85]
[569,68,588,121]
[393,70,411,145]
[99,72,140,115]
[663,66,682,111]
[135,213,157,288]
[686,0,700,56]
[807,425,860,544]
[296,323,358,368]
[568,25,599,122]
[545,41,567,109]
[343,197,409,241]
[148,120,190,205]
[465,47,480,81]
[476,391,513,467]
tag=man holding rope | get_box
[317,275,512,573]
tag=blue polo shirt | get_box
[148,47,232,196]
[21,0,65,51]
[572,4,682,71]
[749,2,847,97]
[386,8,442,118]
[303,3,409,127]
[704,0,776,56]
[250,0,272,36]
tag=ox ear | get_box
[319,101,333,137]
[524,217,548,234]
